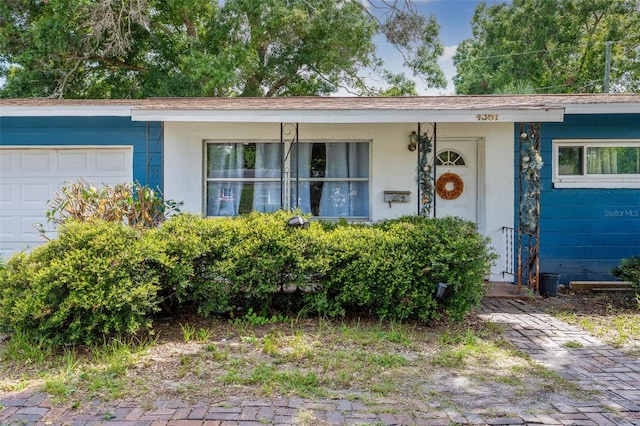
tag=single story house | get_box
[1,95,639,286]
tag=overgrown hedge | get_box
[0,221,162,345]
[0,212,496,345]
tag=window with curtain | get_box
[553,140,640,188]
[205,141,369,218]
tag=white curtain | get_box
[292,143,312,213]
[587,147,618,174]
[253,143,282,212]
[319,143,368,217]
[207,144,243,216]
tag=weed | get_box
[563,340,584,349]
[366,353,408,368]
[229,308,287,327]
[495,374,524,387]
[370,377,396,396]
[430,348,467,368]
[0,329,54,365]
[195,328,214,342]
[297,408,321,426]
[44,374,77,401]
[204,344,228,361]
[180,323,196,342]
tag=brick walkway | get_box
[3,298,640,425]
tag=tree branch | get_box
[182,10,197,38]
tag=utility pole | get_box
[604,41,612,93]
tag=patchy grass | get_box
[541,291,640,354]
[0,312,592,417]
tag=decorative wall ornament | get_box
[416,123,436,217]
[436,172,464,200]
[519,144,543,233]
[517,123,542,295]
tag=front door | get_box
[434,139,477,223]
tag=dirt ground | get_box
[2,288,640,419]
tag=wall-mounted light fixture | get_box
[286,215,310,229]
[408,131,419,151]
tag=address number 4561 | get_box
[476,114,499,121]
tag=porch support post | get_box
[280,122,299,210]
[416,122,436,217]
[517,123,541,294]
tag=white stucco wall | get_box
[163,121,514,282]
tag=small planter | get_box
[539,273,561,297]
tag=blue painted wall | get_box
[0,116,163,190]
[518,114,640,283]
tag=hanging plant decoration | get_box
[436,172,464,200]
[417,128,435,216]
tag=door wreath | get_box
[436,172,464,200]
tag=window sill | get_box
[553,181,640,189]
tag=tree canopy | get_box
[0,0,446,98]
[453,0,640,94]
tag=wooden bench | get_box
[569,281,633,291]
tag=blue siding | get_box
[0,116,163,190]
[517,114,640,283]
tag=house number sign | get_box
[476,114,499,121]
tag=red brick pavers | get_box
[3,298,640,425]
[479,298,640,425]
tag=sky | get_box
[375,0,505,95]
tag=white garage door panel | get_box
[0,154,11,172]
[20,152,51,172]
[0,216,12,238]
[96,151,130,172]
[0,147,133,258]
[21,183,52,203]
[0,183,12,203]
[59,152,89,170]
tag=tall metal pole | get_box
[417,123,422,214]
[604,41,612,93]
[433,123,437,219]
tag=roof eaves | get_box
[0,104,136,117]
[130,106,565,123]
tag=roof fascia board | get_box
[561,103,640,115]
[0,105,135,117]
[131,108,565,123]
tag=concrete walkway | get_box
[2,298,640,425]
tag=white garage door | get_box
[0,147,133,258]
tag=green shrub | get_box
[147,213,229,313]
[0,212,496,346]
[305,216,495,321]
[152,211,322,316]
[0,221,162,345]
[612,256,640,289]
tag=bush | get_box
[305,216,495,321]
[0,212,496,345]
[0,221,162,345]
[45,179,182,229]
[612,256,640,289]
[152,213,494,322]
[151,211,322,316]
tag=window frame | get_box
[203,139,371,219]
[553,139,640,188]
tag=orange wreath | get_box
[436,172,464,200]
